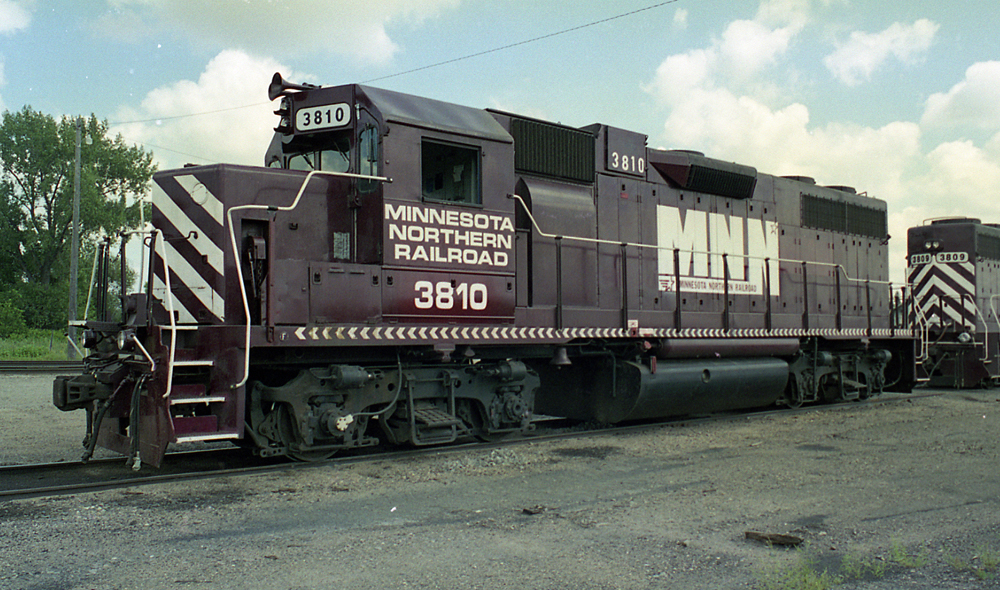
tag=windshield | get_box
[275,131,351,172]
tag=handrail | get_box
[907,289,930,361]
[83,246,100,322]
[509,193,895,291]
[151,229,179,398]
[507,193,904,335]
[227,169,392,389]
[975,299,990,362]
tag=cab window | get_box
[422,140,481,205]
[273,131,351,172]
[358,124,380,193]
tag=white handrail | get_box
[509,193,897,291]
[83,247,100,322]
[226,170,391,389]
[150,229,179,398]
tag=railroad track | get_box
[0,360,83,373]
[0,391,939,501]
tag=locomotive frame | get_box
[54,74,918,468]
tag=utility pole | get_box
[67,118,81,360]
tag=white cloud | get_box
[642,4,1000,283]
[824,19,938,86]
[753,0,811,29]
[111,50,295,170]
[673,8,688,30]
[646,0,806,101]
[910,139,1000,215]
[0,0,30,34]
[719,19,799,78]
[922,61,1000,131]
[101,0,461,66]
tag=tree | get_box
[0,107,156,328]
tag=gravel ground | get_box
[2,373,1000,589]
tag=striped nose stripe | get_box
[909,260,976,329]
[151,174,226,324]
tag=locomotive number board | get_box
[605,126,647,177]
[295,103,351,132]
[909,251,969,265]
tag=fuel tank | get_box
[534,357,789,423]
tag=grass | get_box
[756,538,1000,589]
[758,545,842,590]
[0,330,77,361]
[841,549,887,580]
[888,538,930,569]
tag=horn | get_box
[268,72,316,101]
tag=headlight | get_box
[83,330,99,349]
[116,331,134,351]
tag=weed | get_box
[841,550,886,580]
[758,546,842,590]
[889,539,929,568]
[970,544,1000,580]
[940,542,999,581]
[942,548,969,571]
[977,544,1000,571]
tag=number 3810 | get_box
[414,281,488,311]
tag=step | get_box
[171,396,228,405]
[172,359,214,367]
[175,432,241,443]
[168,383,227,406]
[413,407,462,428]
[172,414,218,436]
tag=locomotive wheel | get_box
[454,399,492,442]
[783,377,805,409]
[276,405,337,462]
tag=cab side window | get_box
[358,124,380,193]
[422,140,481,205]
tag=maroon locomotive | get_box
[54,74,917,468]
[907,218,1000,387]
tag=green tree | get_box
[0,107,155,327]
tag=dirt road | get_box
[2,374,999,589]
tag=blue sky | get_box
[2,0,999,283]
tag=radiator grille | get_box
[801,194,886,239]
[511,118,594,183]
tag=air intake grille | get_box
[980,233,1000,260]
[801,194,886,239]
[511,118,594,183]
[685,165,758,200]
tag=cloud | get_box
[111,50,295,170]
[100,0,461,66]
[642,3,1000,283]
[719,19,800,78]
[673,8,688,30]
[647,0,806,102]
[0,0,30,34]
[824,19,938,86]
[922,61,1000,131]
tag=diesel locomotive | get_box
[54,74,917,468]
[908,217,1000,387]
